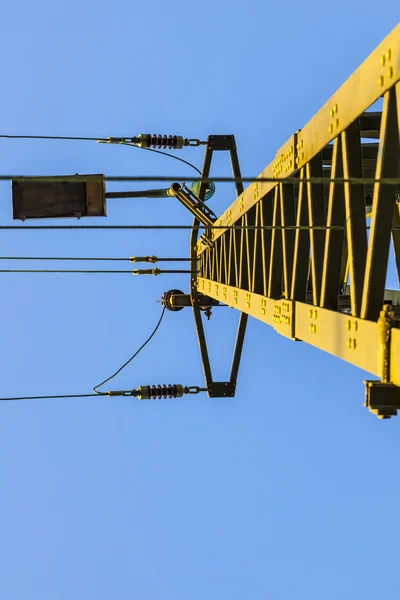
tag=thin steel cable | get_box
[0,269,195,274]
[0,393,105,401]
[0,134,104,141]
[0,256,129,262]
[0,269,137,274]
[0,256,191,262]
[120,142,202,175]
[0,224,381,231]
[2,175,400,183]
[93,307,166,394]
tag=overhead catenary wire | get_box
[1,136,398,183]
[119,141,202,175]
[1,175,400,183]
[1,134,202,176]
[0,256,192,262]
[0,134,105,142]
[0,307,168,402]
[93,306,167,394]
[0,224,385,231]
[0,392,105,401]
[0,269,196,274]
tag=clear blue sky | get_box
[0,3,399,599]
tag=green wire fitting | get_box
[129,256,158,264]
[132,268,161,276]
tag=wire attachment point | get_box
[132,268,161,276]
[129,256,158,264]
[97,136,139,145]
[185,386,207,395]
[106,389,139,397]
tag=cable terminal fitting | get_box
[129,256,158,264]
[132,268,161,276]
[97,136,139,145]
[106,390,139,397]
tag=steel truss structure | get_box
[190,24,400,418]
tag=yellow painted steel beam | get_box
[361,86,400,320]
[196,276,396,380]
[297,28,400,169]
[197,23,400,257]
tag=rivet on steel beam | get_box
[380,54,386,66]
[388,66,394,79]
[378,75,385,87]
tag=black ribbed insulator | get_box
[148,134,179,149]
[149,384,178,399]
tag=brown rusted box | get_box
[12,176,106,220]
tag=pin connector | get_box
[130,256,158,264]
[132,268,161,276]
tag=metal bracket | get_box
[208,382,236,398]
[364,381,400,419]
[190,135,247,399]
[207,135,237,151]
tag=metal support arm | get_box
[190,135,248,398]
